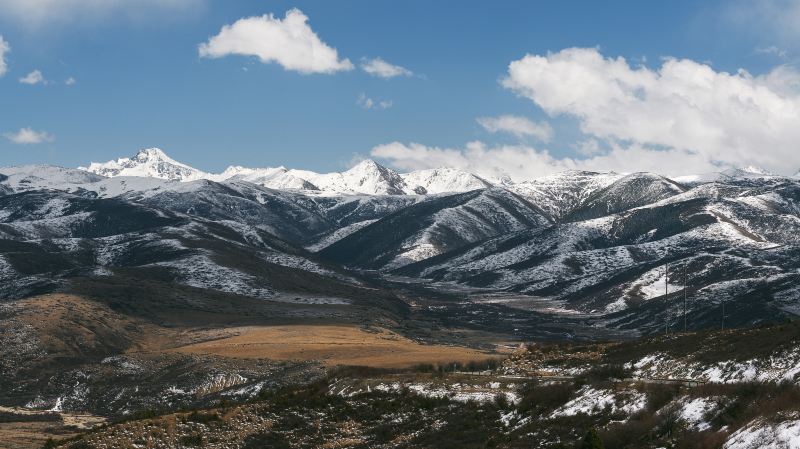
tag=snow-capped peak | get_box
[132,147,171,162]
[720,166,775,179]
[401,167,492,194]
[294,159,409,195]
[83,147,210,182]
[673,166,778,183]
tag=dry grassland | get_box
[173,325,497,368]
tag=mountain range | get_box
[2,147,800,335]
[81,148,492,196]
[4,147,800,416]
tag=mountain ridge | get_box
[81,148,494,196]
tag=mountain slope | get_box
[398,178,800,333]
[509,170,622,221]
[0,188,407,311]
[563,172,685,221]
[318,188,552,270]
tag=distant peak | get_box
[132,147,175,162]
[741,165,772,175]
[349,159,384,171]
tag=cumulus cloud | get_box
[477,115,553,142]
[357,93,392,110]
[361,57,412,78]
[0,35,8,77]
[501,47,800,175]
[65,77,76,86]
[0,0,203,25]
[199,8,353,75]
[19,69,45,85]
[3,127,54,144]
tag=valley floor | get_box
[171,325,501,368]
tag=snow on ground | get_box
[94,234,186,266]
[406,383,519,404]
[724,417,800,449]
[100,356,145,375]
[2,212,94,240]
[152,253,275,299]
[194,373,249,396]
[33,197,71,218]
[0,165,103,192]
[679,396,719,431]
[550,386,646,418]
[0,255,14,281]
[305,219,378,252]
[604,297,628,313]
[345,382,519,404]
[401,168,490,194]
[262,253,335,276]
[79,176,178,198]
[628,347,800,384]
[386,243,441,270]
[626,265,684,300]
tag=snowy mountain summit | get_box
[83,148,210,182]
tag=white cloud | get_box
[575,138,603,156]
[476,115,553,142]
[65,77,76,85]
[0,35,8,77]
[3,127,54,144]
[357,93,392,110]
[371,140,723,181]
[199,8,353,75]
[725,0,800,43]
[501,47,800,175]
[755,46,788,59]
[0,0,203,25]
[19,69,45,85]
[361,57,412,78]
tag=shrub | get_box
[577,364,632,384]
[517,380,577,416]
[178,434,202,447]
[242,432,292,449]
[67,442,94,449]
[186,411,221,424]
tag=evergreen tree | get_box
[580,427,605,449]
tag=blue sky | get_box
[1,0,799,178]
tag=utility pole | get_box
[682,264,687,333]
[721,298,725,331]
[665,262,669,336]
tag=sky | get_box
[1,0,800,180]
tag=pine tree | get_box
[580,427,605,449]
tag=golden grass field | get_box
[173,325,498,368]
[0,407,105,449]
